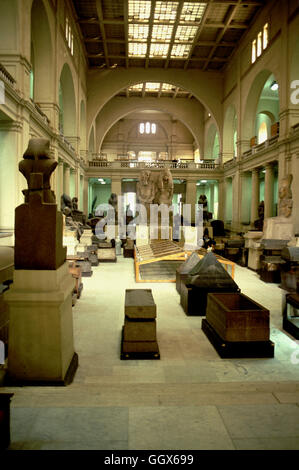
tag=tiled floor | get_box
[2,256,299,450]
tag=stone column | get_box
[232,172,241,229]
[63,164,70,196]
[250,168,260,225]
[83,177,89,215]
[111,177,122,196]
[217,178,225,221]
[185,178,198,224]
[240,171,251,225]
[264,163,274,219]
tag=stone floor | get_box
[2,256,299,450]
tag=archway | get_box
[223,104,237,161]
[59,63,77,137]
[242,70,280,149]
[30,0,53,103]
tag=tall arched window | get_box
[258,121,268,144]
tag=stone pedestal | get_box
[121,289,159,359]
[79,228,93,247]
[263,216,294,240]
[63,230,78,256]
[244,231,263,271]
[4,262,78,384]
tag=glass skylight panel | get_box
[161,83,173,91]
[152,24,174,42]
[171,43,191,58]
[175,25,198,42]
[145,82,160,92]
[154,1,179,23]
[149,43,169,57]
[180,2,207,23]
[128,42,147,57]
[128,23,149,41]
[129,83,144,92]
[128,0,152,22]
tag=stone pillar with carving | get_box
[4,138,78,385]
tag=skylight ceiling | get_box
[73,0,267,71]
[121,82,193,98]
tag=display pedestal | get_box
[263,216,294,240]
[244,231,263,271]
[63,230,78,256]
[79,229,93,247]
[4,262,78,385]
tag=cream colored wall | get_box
[100,110,196,161]
[94,96,204,156]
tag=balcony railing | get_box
[88,159,220,170]
[0,63,16,87]
[242,134,279,159]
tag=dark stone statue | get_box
[15,138,66,270]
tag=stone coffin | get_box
[202,292,274,358]
[180,252,239,316]
[205,292,270,342]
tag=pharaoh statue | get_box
[136,169,155,220]
[154,168,174,206]
[278,174,293,218]
[263,173,294,240]
[137,170,155,206]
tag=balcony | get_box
[0,63,16,88]
[242,134,279,160]
[88,159,220,171]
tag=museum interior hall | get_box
[0,0,299,452]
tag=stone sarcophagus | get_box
[202,292,274,358]
[180,252,239,316]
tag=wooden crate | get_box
[206,292,270,342]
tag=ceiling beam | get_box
[95,0,110,68]
[145,0,156,68]
[202,1,241,70]
[183,1,214,70]
[164,2,184,69]
[123,0,129,68]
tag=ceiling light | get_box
[270,81,279,91]
[201,180,207,183]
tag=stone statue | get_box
[61,193,72,212]
[19,138,57,204]
[15,138,66,270]
[254,201,264,230]
[72,197,78,211]
[278,174,293,218]
[154,168,174,206]
[108,193,118,211]
[136,170,155,208]
[63,206,84,241]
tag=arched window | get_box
[258,122,268,144]
[139,122,156,134]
